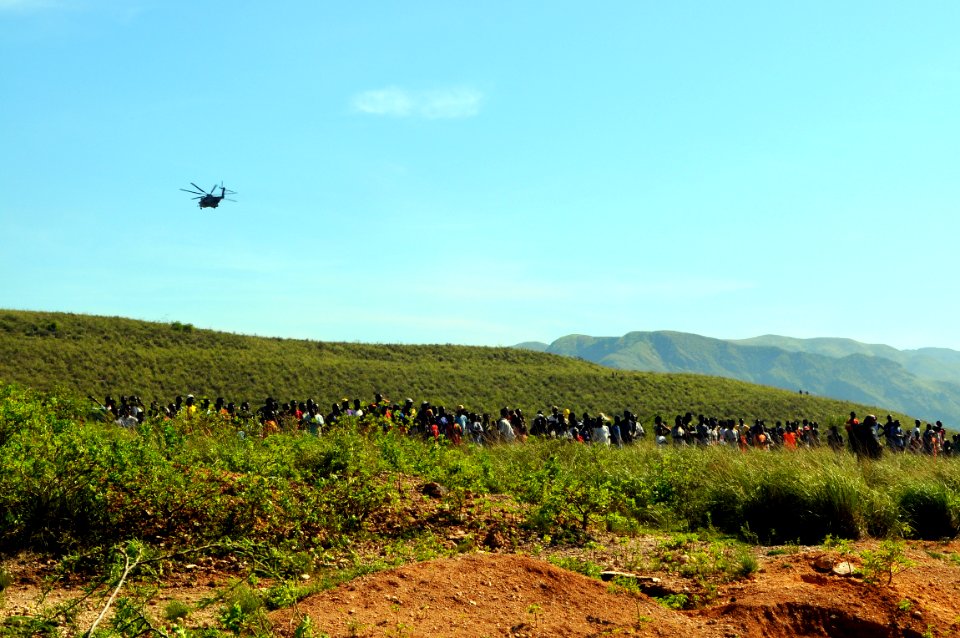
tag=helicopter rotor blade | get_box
[190,182,209,194]
[181,188,205,195]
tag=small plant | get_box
[822,534,854,556]
[654,593,688,610]
[547,556,603,579]
[0,567,12,591]
[293,615,315,638]
[607,576,642,595]
[163,599,191,622]
[735,547,759,578]
[384,603,412,638]
[860,539,914,586]
[660,532,699,550]
[220,602,246,635]
[527,603,543,629]
[345,618,367,637]
[898,599,913,612]
[219,583,266,635]
[767,541,801,557]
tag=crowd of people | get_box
[91,393,960,458]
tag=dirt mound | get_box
[270,553,719,637]
[694,546,947,638]
[3,538,958,636]
[272,546,959,638]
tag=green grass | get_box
[0,382,958,636]
[2,381,955,558]
[0,309,903,427]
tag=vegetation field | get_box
[1,311,957,636]
[0,310,905,426]
[0,383,958,636]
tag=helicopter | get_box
[180,182,237,209]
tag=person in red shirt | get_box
[783,425,797,450]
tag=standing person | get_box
[593,414,611,446]
[498,408,516,443]
[936,421,947,452]
[722,421,738,446]
[827,425,845,451]
[887,419,905,452]
[533,410,548,437]
[922,423,938,455]
[846,412,862,455]
[853,415,883,459]
[307,407,324,436]
[653,415,668,439]
[326,403,342,427]
[621,410,635,445]
[671,415,686,446]
[782,424,797,450]
[610,416,623,448]
[184,394,198,420]
[469,413,484,444]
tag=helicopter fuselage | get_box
[182,183,234,209]
[198,196,222,208]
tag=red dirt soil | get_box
[2,540,958,637]
[271,543,960,638]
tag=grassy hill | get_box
[539,331,960,423]
[0,310,897,424]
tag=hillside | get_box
[0,310,893,424]
[536,331,960,423]
[735,334,960,382]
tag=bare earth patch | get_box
[270,541,960,637]
[2,540,959,637]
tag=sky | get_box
[2,1,960,350]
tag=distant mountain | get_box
[521,331,960,424]
[733,335,960,382]
[513,341,550,353]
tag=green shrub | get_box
[899,483,960,540]
[163,599,191,622]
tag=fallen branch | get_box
[84,543,143,637]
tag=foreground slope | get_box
[1,384,957,637]
[0,310,891,422]
[269,549,955,638]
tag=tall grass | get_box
[0,383,957,561]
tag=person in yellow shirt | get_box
[184,394,198,419]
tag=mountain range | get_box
[515,332,960,424]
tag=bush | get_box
[899,483,960,540]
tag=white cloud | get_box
[352,86,483,119]
[352,87,414,117]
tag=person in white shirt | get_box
[593,415,611,446]
[498,408,515,442]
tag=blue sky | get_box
[3,1,959,349]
